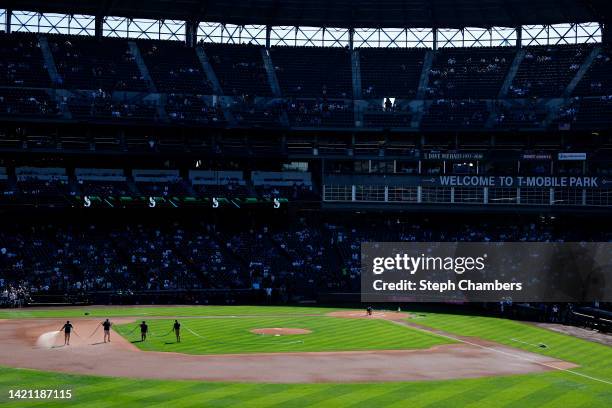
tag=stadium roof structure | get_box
[2,0,610,29]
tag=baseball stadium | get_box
[0,0,612,407]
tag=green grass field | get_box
[114,316,449,354]
[1,306,611,407]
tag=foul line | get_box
[510,338,547,348]
[391,320,612,386]
[186,327,204,339]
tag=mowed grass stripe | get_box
[133,383,251,408]
[241,384,334,408]
[421,379,501,408]
[102,380,200,408]
[261,384,347,408]
[506,376,585,408]
[128,383,215,408]
[380,382,476,408]
[1,373,141,408]
[505,383,576,408]
[465,375,556,408]
[198,384,283,408]
[0,369,121,406]
[232,385,316,408]
[307,384,406,408]
[62,378,148,408]
[343,384,432,408]
[66,382,162,408]
[116,317,449,354]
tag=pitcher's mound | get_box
[251,328,312,335]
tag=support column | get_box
[5,9,12,33]
[266,25,271,49]
[603,23,610,45]
[564,45,601,97]
[260,47,281,96]
[95,15,103,39]
[195,46,224,94]
[549,188,554,206]
[38,35,62,85]
[516,26,522,48]
[498,49,526,98]
[432,28,438,50]
[416,50,434,99]
[350,47,362,99]
[128,41,157,93]
[185,21,198,47]
[349,28,354,50]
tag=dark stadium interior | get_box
[0,1,610,330]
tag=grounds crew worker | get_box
[59,321,73,346]
[173,320,181,343]
[140,321,148,341]
[102,319,112,343]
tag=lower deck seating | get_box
[0,88,60,117]
[421,100,488,129]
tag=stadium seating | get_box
[421,100,488,129]
[165,94,226,125]
[68,91,157,121]
[0,32,610,131]
[0,32,51,87]
[427,47,515,99]
[48,35,148,91]
[510,44,592,98]
[205,43,272,96]
[359,48,426,98]
[138,40,213,94]
[494,100,547,128]
[286,98,354,127]
[269,46,353,98]
[574,44,612,96]
[571,97,612,129]
[230,96,283,127]
[0,211,611,298]
[363,108,413,128]
[0,88,60,117]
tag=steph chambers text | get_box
[372,279,523,292]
